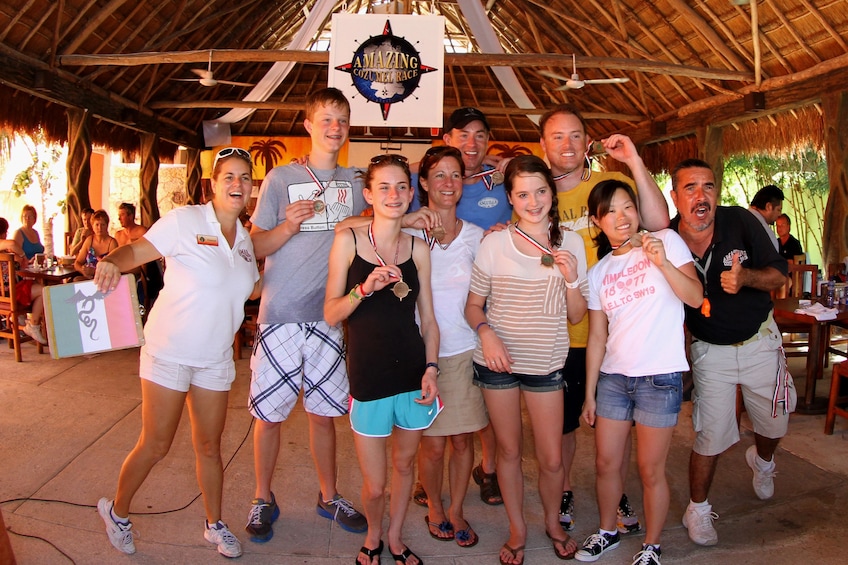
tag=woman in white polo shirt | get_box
[92,147,260,559]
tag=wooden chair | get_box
[0,253,44,362]
[233,302,260,360]
[825,361,848,434]
[775,264,819,360]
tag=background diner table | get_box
[18,264,80,285]
[773,297,848,414]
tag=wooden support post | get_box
[822,91,848,265]
[696,125,724,192]
[65,107,92,235]
[185,147,203,205]
[139,133,160,227]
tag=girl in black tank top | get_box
[324,154,440,564]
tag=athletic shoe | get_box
[316,492,367,533]
[632,544,661,565]
[24,321,47,344]
[682,503,719,546]
[205,520,243,558]
[745,445,776,500]
[97,498,135,555]
[575,530,620,562]
[559,490,575,531]
[245,492,280,542]
[616,493,642,534]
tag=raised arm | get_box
[603,134,669,230]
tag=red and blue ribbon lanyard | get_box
[464,167,502,190]
[553,139,598,183]
[513,223,555,267]
[301,164,338,199]
[367,222,410,300]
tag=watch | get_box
[425,362,440,376]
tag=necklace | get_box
[513,222,555,267]
[367,222,410,301]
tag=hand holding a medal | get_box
[361,264,406,296]
[282,199,318,235]
[552,248,580,283]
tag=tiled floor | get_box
[1,344,847,564]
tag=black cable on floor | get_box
[1,414,255,560]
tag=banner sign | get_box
[329,14,445,127]
[43,275,145,359]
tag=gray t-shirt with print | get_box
[251,163,365,324]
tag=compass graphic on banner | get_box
[334,20,438,120]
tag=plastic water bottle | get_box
[826,280,836,307]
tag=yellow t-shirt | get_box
[557,170,636,347]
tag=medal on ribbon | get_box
[368,223,410,301]
[465,167,503,190]
[513,223,555,267]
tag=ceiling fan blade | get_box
[191,68,215,80]
[539,70,573,83]
[171,78,199,82]
[583,77,631,85]
[216,80,255,87]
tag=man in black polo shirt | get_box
[669,159,795,548]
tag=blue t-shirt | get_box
[410,168,512,230]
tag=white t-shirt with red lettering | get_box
[587,228,692,376]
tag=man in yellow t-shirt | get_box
[539,104,670,534]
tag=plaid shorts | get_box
[248,322,349,422]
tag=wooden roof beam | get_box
[59,50,754,82]
[664,0,749,72]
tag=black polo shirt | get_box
[671,206,788,345]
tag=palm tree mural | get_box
[250,139,287,173]
[487,143,533,158]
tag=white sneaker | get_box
[205,521,243,558]
[746,445,776,500]
[682,503,718,546]
[23,321,47,344]
[97,498,136,555]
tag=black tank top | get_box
[345,229,425,401]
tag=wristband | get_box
[425,362,440,376]
[475,321,490,333]
[358,283,374,297]
[564,277,581,289]
[349,286,364,303]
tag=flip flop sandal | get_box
[472,464,503,505]
[412,482,428,507]
[424,515,454,540]
[546,530,577,560]
[499,543,525,565]
[356,540,383,565]
[454,522,479,548]
[390,546,423,565]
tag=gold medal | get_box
[392,279,411,301]
[491,170,505,185]
[541,253,555,267]
[430,226,446,240]
[313,200,325,214]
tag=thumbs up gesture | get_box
[720,251,745,294]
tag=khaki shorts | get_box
[423,350,488,437]
[689,316,796,456]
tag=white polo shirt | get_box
[143,202,259,366]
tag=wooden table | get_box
[773,297,848,414]
[18,265,80,285]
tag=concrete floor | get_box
[1,342,848,565]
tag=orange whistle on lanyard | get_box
[701,297,711,318]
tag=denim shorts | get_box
[473,363,565,392]
[595,372,683,428]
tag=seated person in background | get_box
[74,209,118,279]
[69,207,95,256]
[13,204,45,261]
[1,217,47,344]
[775,214,803,261]
[115,203,148,246]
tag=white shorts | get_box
[139,347,235,393]
[248,322,349,422]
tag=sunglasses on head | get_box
[213,147,251,170]
[369,154,409,166]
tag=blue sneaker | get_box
[245,492,280,542]
[316,492,367,533]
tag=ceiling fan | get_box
[540,54,630,90]
[173,51,254,87]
